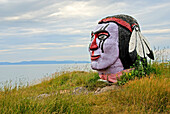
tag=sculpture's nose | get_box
[90,35,98,50]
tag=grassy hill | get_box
[0,62,169,113]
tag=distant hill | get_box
[0,60,90,65]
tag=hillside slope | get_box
[0,62,169,113]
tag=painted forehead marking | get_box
[93,24,109,34]
[103,24,109,30]
[98,24,109,31]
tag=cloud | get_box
[4,14,33,21]
[1,42,87,54]
[0,49,9,52]
[0,49,16,55]
[133,2,170,16]
[38,54,89,61]
[0,0,169,62]
[0,27,89,36]
[143,28,170,34]
[14,43,63,50]
[68,44,86,48]
[142,22,170,28]
[0,27,49,36]
[0,0,129,38]
[0,0,8,3]
[48,1,96,18]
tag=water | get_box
[0,63,91,88]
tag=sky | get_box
[0,0,169,62]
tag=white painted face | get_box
[89,23,121,70]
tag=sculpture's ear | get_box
[129,26,154,60]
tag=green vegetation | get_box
[117,57,162,85]
[0,61,169,113]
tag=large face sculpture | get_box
[89,23,123,71]
[89,14,154,79]
[89,14,155,83]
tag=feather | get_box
[129,27,154,60]
[138,32,154,60]
[129,27,137,53]
[138,32,150,54]
[136,30,145,58]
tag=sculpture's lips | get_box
[91,55,100,60]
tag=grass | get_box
[0,61,169,113]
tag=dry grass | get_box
[0,62,169,113]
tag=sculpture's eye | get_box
[98,34,108,40]
[98,32,109,40]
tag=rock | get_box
[72,85,119,95]
[36,85,120,99]
[59,90,70,94]
[72,87,89,95]
[37,93,51,99]
[94,85,119,94]
[94,87,101,94]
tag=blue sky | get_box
[0,0,169,62]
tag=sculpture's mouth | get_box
[91,55,100,60]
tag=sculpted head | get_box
[88,14,154,83]
[89,15,140,74]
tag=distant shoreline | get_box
[0,60,90,65]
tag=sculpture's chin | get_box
[91,61,109,70]
[91,65,99,70]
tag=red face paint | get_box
[91,54,100,60]
[98,32,109,36]
[91,55,100,60]
[90,34,98,50]
[91,50,100,60]
[98,17,133,32]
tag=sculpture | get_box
[89,14,154,83]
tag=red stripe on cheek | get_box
[92,51,94,56]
